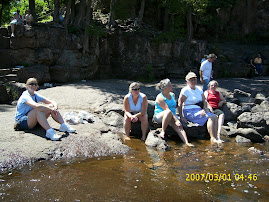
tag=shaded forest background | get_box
[1,0,268,43]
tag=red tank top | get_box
[207,90,220,109]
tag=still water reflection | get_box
[0,138,268,201]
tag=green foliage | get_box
[5,85,19,101]
[85,23,106,37]
[0,0,52,26]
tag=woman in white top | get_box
[123,82,148,141]
[178,72,221,144]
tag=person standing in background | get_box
[200,53,217,91]
[254,53,263,76]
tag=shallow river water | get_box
[1,137,268,201]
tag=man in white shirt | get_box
[199,53,217,91]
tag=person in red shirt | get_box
[204,80,226,142]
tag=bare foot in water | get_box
[210,138,219,144]
[217,139,224,143]
[186,143,194,147]
[159,131,165,139]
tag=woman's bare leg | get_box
[160,110,173,138]
[139,114,148,141]
[50,111,64,124]
[170,122,193,146]
[123,115,132,140]
[207,115,219,143]
[217,114,224,140]
[27,109,50,130]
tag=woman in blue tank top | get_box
[153,79,193,147]
[123,82,148,141]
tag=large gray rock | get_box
[222,102,242,121]
[50,65,69,83]
[0,83,9,104]
[237,112,266,128]
[228,128,264,143]
[183,122,208,139]
[251,100,269,113]
[235,135,251,143]
[53,132,130,159]
[17,65,51,84]
[103,111,123,128]
[145,129,169,150]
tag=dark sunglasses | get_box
[29,83,38,86]
[189,78,197,81]
[132,88,140,91]
[210,84,216,87]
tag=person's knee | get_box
[209,115,217,122]
[124,115,131,123]
[164,109,172,117]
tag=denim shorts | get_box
[16,116,29,130]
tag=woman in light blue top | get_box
[14,78,76,141]
[153,79,193,147]
[123,82,148,141]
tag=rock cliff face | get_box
[0,23,208,83]
[0,20,269,85]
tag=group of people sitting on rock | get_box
[14,54,226,145]
[123,71,226,146]
[10,9,33,37]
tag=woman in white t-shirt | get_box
[178,72,222,144]
[123,82,148,141]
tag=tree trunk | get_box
[53,0,60,22]
[137,0,145,24]
[179,5,193,67]
[64,0,72,27]
[163,4,169,31]
[29,0,37,22]
[108,0,116,27]
[73,0,86,28]
[0,2,3,25]
[83,0,92,54]
[69,0,76,24]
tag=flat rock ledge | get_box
[1,77,269,173]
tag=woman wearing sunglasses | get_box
[204,80,226,142]
[178,72,222,144]
[123,82,148,141]
[14,78,76,141]
[153,78,193,146]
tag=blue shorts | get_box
[16,116,30,130]
[183,107,216,126]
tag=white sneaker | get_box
[59,123,76,133]
[46,128,61,141]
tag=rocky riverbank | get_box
[0,77,269,173]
